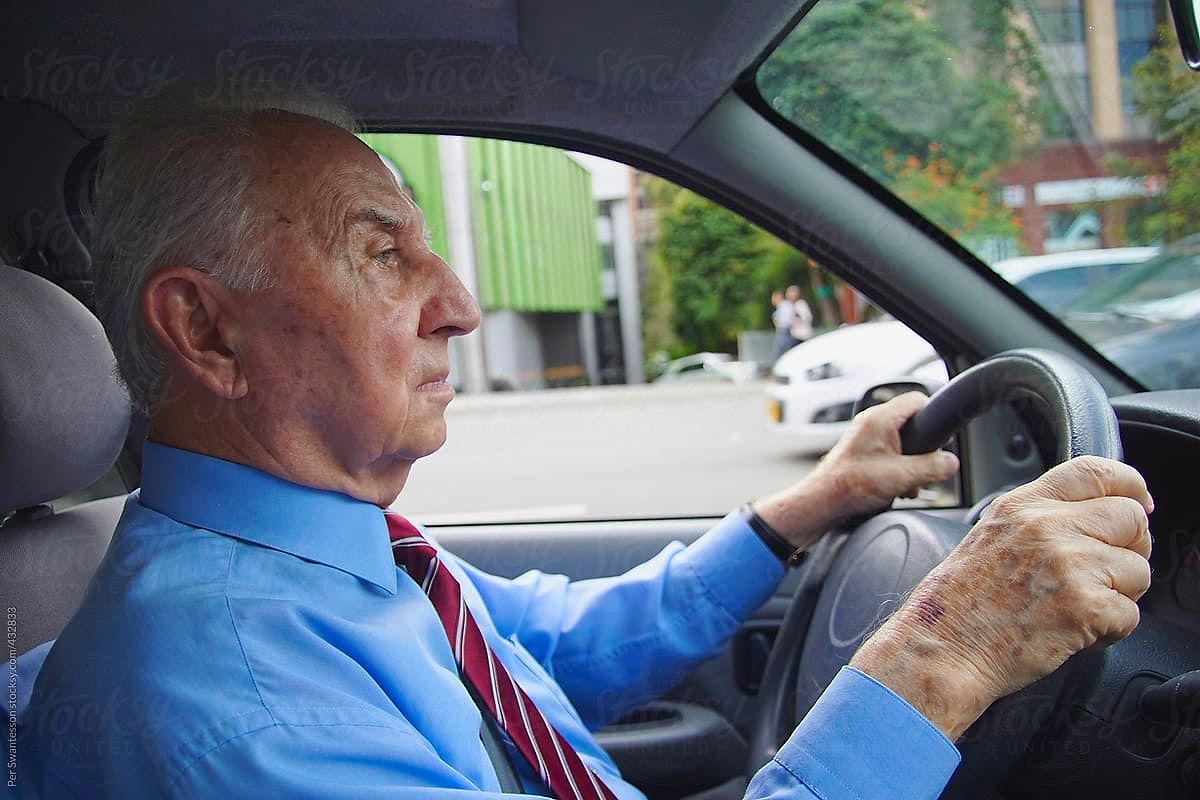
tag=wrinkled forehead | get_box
[247,117,420,248]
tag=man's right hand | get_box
[850,455,1154,740]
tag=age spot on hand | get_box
[914,596,946,628]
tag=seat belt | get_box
[480,707,525,793]
[467,680,525,793]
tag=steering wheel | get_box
[746,348,1123,798]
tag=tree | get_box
[885,147,1020,244]
[651,183,777,355]
[1123,23,1200,243]
[758,0,1049,186]
[642,176,843,361]
[757,0,1044,255]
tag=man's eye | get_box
[372,248,400,267]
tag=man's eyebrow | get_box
[351,207,406,231]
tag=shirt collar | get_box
[137,441,397,594]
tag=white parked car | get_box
[766,320,946,453]
[767,247,1161,453]
[993,247,1159,311]
[654,352,760,384]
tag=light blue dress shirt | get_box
[16,442,958,799]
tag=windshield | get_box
[757,0,1200,390]
[1067,235,1200,314]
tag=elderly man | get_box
[19,90,1153,800]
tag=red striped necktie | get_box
[386,512,618,800]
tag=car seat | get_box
[0,264,130,657]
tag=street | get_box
[397,381,822,524]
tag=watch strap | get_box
[740,502,809,568]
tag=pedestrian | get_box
[771,288,797,363]
[787,284,814,344]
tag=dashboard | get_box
[1113,390,1200,633]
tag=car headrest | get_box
[0,266,130,513]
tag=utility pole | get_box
[438,136,489,394]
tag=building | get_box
[570,152,644,386]
[999,0,1170,254]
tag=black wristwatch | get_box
[739,503,809,568]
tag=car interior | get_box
[3,1,1200,798]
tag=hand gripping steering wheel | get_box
[746,348,1122,798]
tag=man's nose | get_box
[420,255,482,339]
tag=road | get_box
[397,380,821,524]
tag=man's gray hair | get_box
[91,86,356,412]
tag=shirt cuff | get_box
[763,666,960,800]
[676,509,787,624]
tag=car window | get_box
[756,0,1200,390]
[347,134,956,523]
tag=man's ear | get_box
[140,267,248,400]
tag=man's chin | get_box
[394,425,449,464]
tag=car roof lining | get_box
[4,0,801,152]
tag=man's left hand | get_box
[752,391,959,551]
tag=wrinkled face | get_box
[233,117,480,496]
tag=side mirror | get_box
[1170,0,1200,70]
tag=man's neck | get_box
[146,389,412,508]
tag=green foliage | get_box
[642,177,815,357]
[885,148,1020,244]
[756,0,1046,257]
[1127,24,1200,243]
[758,0,947,184]
[653,185,774,354]
[758,0,1050,185]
